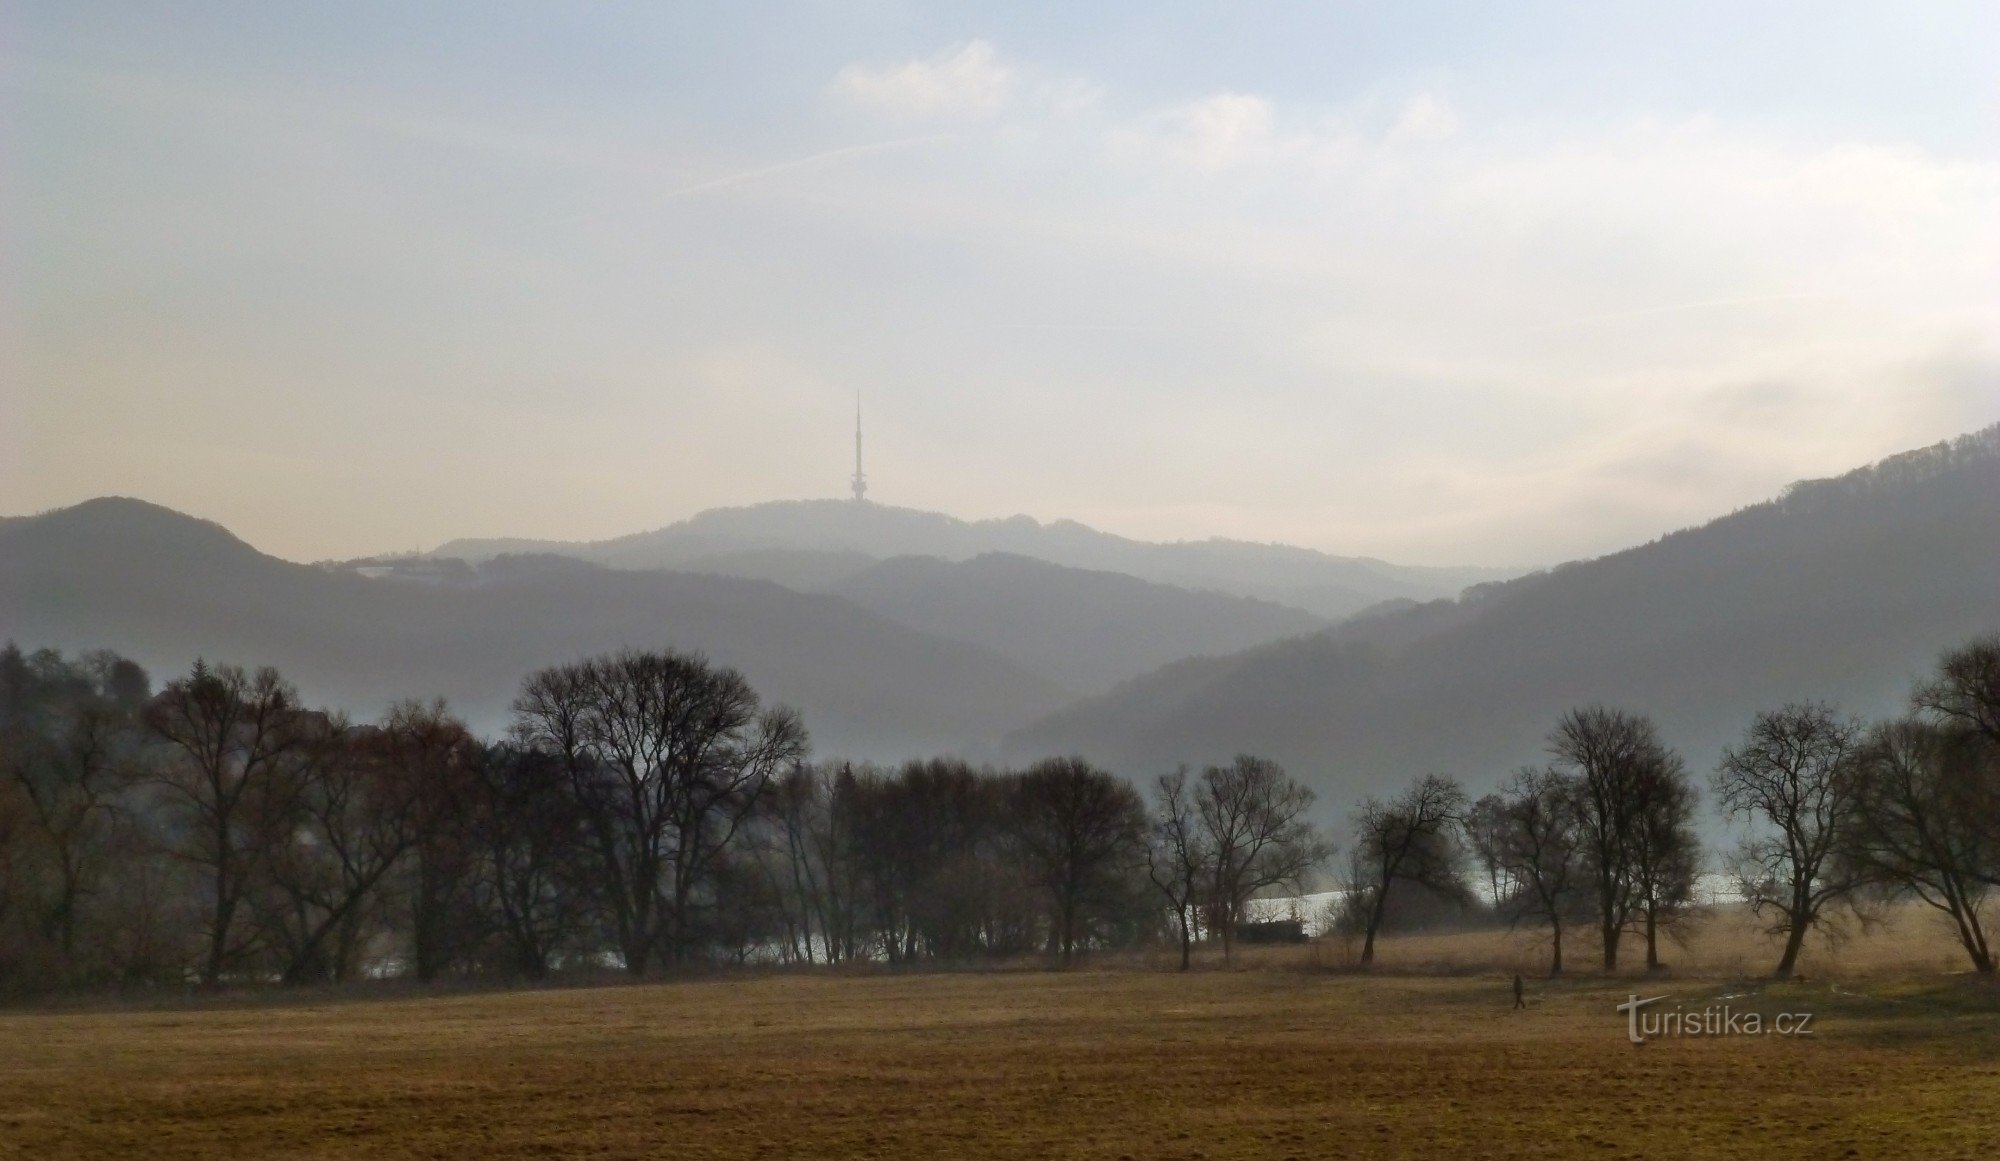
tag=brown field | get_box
[6,908,2000,1160]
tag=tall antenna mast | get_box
[850,393,868,503]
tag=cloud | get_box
[1116,88,1461,173]
[18,30,1998,566]
[1151,92,1279,170]
[1385,91,1461,145]
[830,40,1014,121]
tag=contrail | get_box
[656,134,955,200]
[19,60,952,204]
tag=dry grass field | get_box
[5,908,2000,1160]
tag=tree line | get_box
[0,645,1329,992]
[0,633,1995,993]
[1405,633,2000,978]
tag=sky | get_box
[5,2,1997,566]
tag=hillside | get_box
[435,500,1519,621]
[0,499,1071,758]
[1011,425,2000,811]
[826,553,1329,693]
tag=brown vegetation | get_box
[4,915,1998,1161]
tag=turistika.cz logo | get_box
[1616,994,1814,1044]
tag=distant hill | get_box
[1011,425,2000,813]
[825,553,1330,694]
[435,500,1520,621]
[0,498,1071,759]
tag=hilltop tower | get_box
[850,395,868,503]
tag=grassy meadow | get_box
[5,906,1999,1160]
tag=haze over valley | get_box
[11,10,2000,1157]
[6,423,1994,813]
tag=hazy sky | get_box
[6,3,1997,566]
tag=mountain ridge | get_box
[1011,423,2000,809]
[0,499,1073,758]
[433,499,1523,621]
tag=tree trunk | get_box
[203,851,235,986]
[1549,917,1563,977]
[1360,881,1392,967]
[1600,912,1620,972]
[1773,921,1808,979]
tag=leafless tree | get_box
[1011,757,1147,965]
[1147,767,1209,971]
[147,662,313,985]
[759,762,871,964]
[1910,635,2000,868]
[512,650,806,973]
[471,742,593,979]
[1347,774,1468,966]
[1840,719,1995,973]
[1548,705,1693,972]
[1913,634,2000,747]
[254,713,395,984]
[1713,703,1866,978]
[1627,747,1700,971]
[1492,767,1584,975]
[0,646,149,975]
[1196,755,1330,959]
[378,701,484,981]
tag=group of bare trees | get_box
[733,753,1332,970]
[1461,634,2000,979]
[0,641,1332,992]
[735,756,1159,966]
[0,645,818,991]
[1145,757,1331,968]
[5,631,1996,992]
[1461,708,1702,975]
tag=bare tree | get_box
[1548,706,1679,972]
[147,662,312,986]
[382,701,483,981]
[1146,767,1208,971]
[1493,767,1584,976]
[471,742,593,979]
[1913,634,2000,746]
[1196,756,1330,959]
[758,762,871,964]
[0,646,149,975]
[1012,757,1147,965]
[1627,747,1700,971]
[1910,635,2000,873]
[255,714,400,984]
[1840,719,1995,973]
[1347,774,1467,966]
[511,650,806,974]
[1713,703,1866,978]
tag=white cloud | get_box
[1156,92,1278,169]
[830,40,1014,121]
[1385,91,1461,144]
[1117,88,1463,172]
[21,32,1999,565]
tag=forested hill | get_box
[0,498,1071,758]
[1011,425,2000,808]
